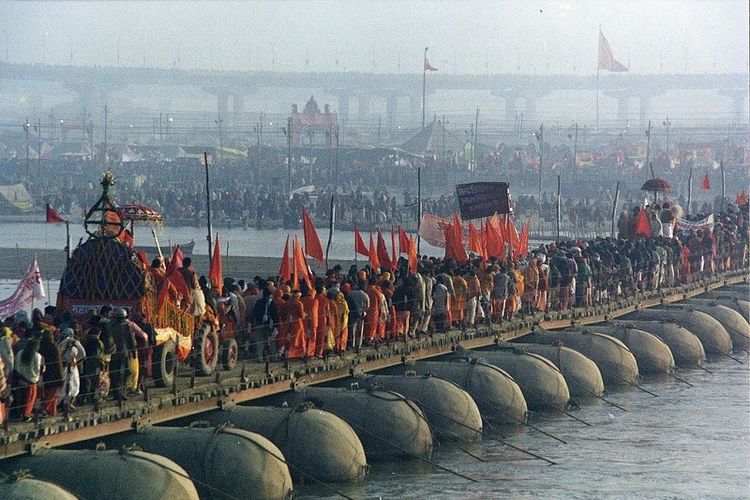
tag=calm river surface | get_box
[299,359,749,499]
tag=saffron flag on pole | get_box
[157,250,189,311]
[171,245,185,269]
[354,224,369,256]
[279,235,291,284]
[408,235,418,274]
[468,222,484,258]
[424,56,438,71]
[514,223,529,259]
[293,236,313,290]
[701,173,711,190]
[31,256,45,300]
[376,228,392,270]
[398,225,410,254]
[209,234,223,295]
[368,232,380,271]
[598,30,628,72]
[302,207,324,262]
[46,204,66,223]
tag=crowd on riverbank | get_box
[0,198,746,423]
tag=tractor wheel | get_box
[195,325,219,376]
[153,340,176,388]
[221,338,239,371]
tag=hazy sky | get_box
[1,0,748,74]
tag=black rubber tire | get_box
[195,326,219,376]
[153,339,176,388]
[221,338,239,371]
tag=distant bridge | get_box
[0,62,747,124]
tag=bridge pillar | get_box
[357,95,370,120]
[719,89,748,124]
[386,94,398,131]
[64,82,115,114]
[217,91,229,119]
[523,94,537,121]
[604,90,634,125]
[337,94,350,121]
[232,94,245,118]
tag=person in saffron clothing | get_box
[286,291,307,359]
[364,277,380,345]
[329,288,349,353]
[301,286,318,359]
[313,281,330,358]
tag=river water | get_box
[0,222,447,260]
[298,358,749,500]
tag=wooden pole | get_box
[572,123,578,197]
[325,194,336,270]
[645,120,653,178]
[472,107,480,172]
[64,221,70,262]
[422,47,428,128]
[417,164,422,254]
[537,124,544,202]
[611,181,620,238]
[204,152,213,262]
[687,158,694,216]
[556,175,561,243]
[720,160,726,213]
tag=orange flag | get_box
[377,228,392,270]
[354,224,368,256]
[293,236,313,289]
[468,222,484,258]
[736,191,748,206]
[368,232,380,270]
[302,207,324,262]
[156,249,190,311]
[514,223,529,259]
[398,225,410,253]
[485,218,504,259]
[171,245,185,269]
[634,209,651,238]
[279,235,291,284]
[700,173,711,191]
[408,234,418,274]
[507,218,520,252]
[209,234,223,295]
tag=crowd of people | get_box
[0,183,747,424]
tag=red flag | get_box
[468,222,484,258]
[408,235,418,274]
[293,236,312,290]
[377,228,392,270]
[354,224,369,256]
[485,218,504,259]
[46,204,65,223]
[424,56,438,72]
[398,225,410,254]
[514,223,529,259]
[302,207,324,262]
[391,225,397,267]
[737,191,748,206]
[171,245,185,269]
[157,248,190,311]
[507,218,520,252]
[209,235,223,295]
[279,235,291,284]
[700,173,711,190]
[634,209,652,238]
[368,232,380,270]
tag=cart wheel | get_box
[221,338,239,371]
[195,325,219,376]
[153,340,176,388]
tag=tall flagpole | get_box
[204,152,213,262]
[594,24,602,133]
[422,47,428,128]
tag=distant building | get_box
[292,96,338,147]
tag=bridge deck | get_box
[0,271,745,460]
